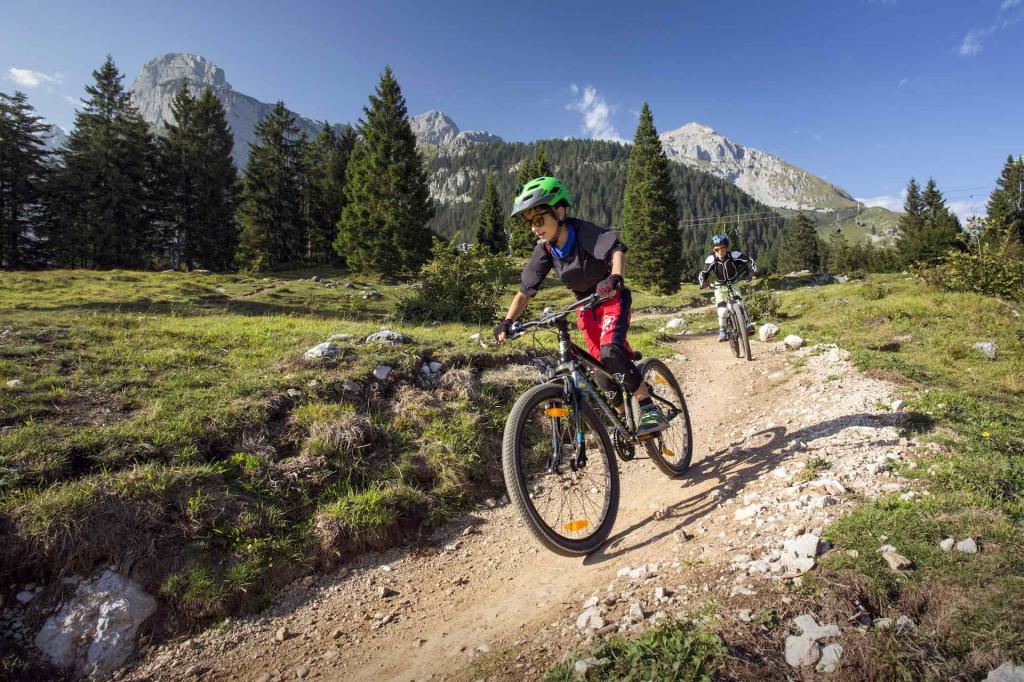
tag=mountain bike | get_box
[709,280,753,361]
[501,292,693,556]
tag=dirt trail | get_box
[127,333,914,682]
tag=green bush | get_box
[920,241,1024,301]
[862,280,891,300]
[398,240,512,324]
[745,282,781,320]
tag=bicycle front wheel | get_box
[734,304,753,361]
[502,382,619,556]
[726,308,741,358]
[637,359,693,478]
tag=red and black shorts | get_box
[576,289,634,360]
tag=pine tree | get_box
[302,123,354,265]
[620,103,681,293]
[46,56,159,268]
[897,177,963,264]
[475,171,506,254]
[895,177,926,264]
[778,213,822,273]
[986,155,1024,245]
[0,91,50,267]
[236,102,305,270]
[507,147,555,257]
[161,84,240,270]
[335,66,435,277]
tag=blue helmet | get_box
[711,234,730,247]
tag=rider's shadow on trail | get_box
[582,411,910,565]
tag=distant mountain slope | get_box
[129,53,342,168]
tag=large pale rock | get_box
[35,570,157,679]
[364,329,409,346]
[880,550,913,571]
[956,537,979,554]
[793,614,840,641]
[984,661,1024,682]
[304,342,339,360]
[785,635,821,668]
[781,533,820,573]
[783,334,805,349]
[974,341,998,360]
[817,643,844,673]
[758,323,779,341]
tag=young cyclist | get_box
[493,176,668,436]
[698,234,757,342]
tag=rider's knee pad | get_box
[600,344,642,393]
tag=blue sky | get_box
[2,0,1021,218]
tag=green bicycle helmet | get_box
[510,176,573,219]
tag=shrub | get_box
[920,240,1024,301]
[862,280,891,300]
[398,240,512,324]
[745,282,781,320]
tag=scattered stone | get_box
[891,399,906,413]
[5,379,24,388]
[372,365,392,382]
[301,576,315,589]
[328,333,354,343]
[665,317,685,330]
[34,570,158,679]
[295,665,309,678]
[364,329,408,346]
[984,661,1024,682]
[895,615,917,633]
[759,323,780,341]
[462,525,479,537]
[428,361,443,373]
[361,291,383,301]
[737,609,753,623]
[627,602,646,623]
[873,617,893,630]
[378,587,399,599]
[785,635,821,668]
[956,537,979,554]
[974,341,998,361]
[276,627,290,642]
[574,657,602,676]
[15,590,35,605]
[304,342,339,360]
[880,550,913,571]
[576,606,604,631]
[286,388,303,399]
[793,614,841,641]
[730,585,756,597]
[340,380,363,395]
[939,538,956,552]
[582,596,599,609]
[817,643,844,674]
[783,334,805,349]
[734,504,762,522]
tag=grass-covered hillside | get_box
[0,268,688,633]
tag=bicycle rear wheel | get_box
[636,359,693,478]
[502,382,619,556]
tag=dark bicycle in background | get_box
[500,293,693,556]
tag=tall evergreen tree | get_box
[0,91,50,267]
[335,66,435,277]
[475,171,506,254]
[302,123,354,265]
[161,84,239,270]
[620,103,681,293]
[46,56,158,268]
[897,177,963,264]
[236,102,305,270]
[778,213,822,273]
[986,155,1024,245]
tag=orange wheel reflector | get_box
[662,447,677,459]
[563,519,590,532]
[545,407,569,417]
[654,375,668,385]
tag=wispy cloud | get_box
[958,10,1023,57]
[895,78,909,92]
[948,199,986,223]
[566,85,624,142]
[63,94,79,105]
[6,67,64,88]
[856,190,907,213]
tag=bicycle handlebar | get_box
[507,292,602,340]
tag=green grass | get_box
[546,618,724,681]
[0,267,689,627]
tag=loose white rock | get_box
[35,570,157,679]
[759,323,780,341]
[5,379,24,388]
[785,635,821,668]
[793,614,841,641]
[303,342,339,360]
[817,643,844,673]
[373,365,392,382]
[783,334,805,349]
[974,341,998,361]
[364,329,408,346]
[956,537,979,554]
[665,317,685,330]
[939,538,956,552]
[880,550,913,571]
[984,661,1024,682]
[891,399,906,413]
[734,504,762,522]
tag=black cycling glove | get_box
[493,319,513,342]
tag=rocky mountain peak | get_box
[133,53,229,92]
[408,110,461,147]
